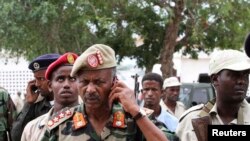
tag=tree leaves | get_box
[1,0,250,76]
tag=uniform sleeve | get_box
[146,114,179,141]
[21,122,32,141]
[153,120,179,141]
[175,113,198,141]
[6,94,17,131]
[11,103,34,141]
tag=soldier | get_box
[41,44,171,141]
[11,53,60,141]
[0,87,17,141]
[160,76,186,119]
[141,72,179,133]
[175,49,250,141]
[21,52,79,141]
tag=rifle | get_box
[131,74,140,104]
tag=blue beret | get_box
[28,53,61,72]
[245,33,250,57]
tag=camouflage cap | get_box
[45,52,78,80]
[28,53,61,72]
[71,44,117,76]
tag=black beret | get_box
[244,33,250,57]
[28,53,61,72]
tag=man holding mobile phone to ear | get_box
[41,44,174,141]
[11,53,60,141]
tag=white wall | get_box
[180,58,210,83]
[0,57,33,95]
[152,51,210,83]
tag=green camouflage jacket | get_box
[0,87,17,141]
[41,103,178,141]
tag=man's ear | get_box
[160,89,165,100]
[47,80,53,92]
[210,74,219,87]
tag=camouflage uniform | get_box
[25,103,177,141]
[11,97,52,141]
[0,87,17,141]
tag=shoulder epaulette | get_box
[198,99,215,117]
[179,104,204,122]
[47,107,75,131]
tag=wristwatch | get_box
[133,108,146,121]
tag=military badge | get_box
[59,112,65,119]
[73,112,87,130]
[112,111,125,128]
[67,53,75,64]
[87,50,104,68]
[33,62,40,70]
[47,120,54,127]
[87,54,98,68]
[53,117,59,123]
[96,50,103,65]
[65,110,72,116]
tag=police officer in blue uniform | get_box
[11,54,60,141]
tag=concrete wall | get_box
[152,51,210,83]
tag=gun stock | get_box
[131,74,140,104]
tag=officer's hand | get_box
[25,80,39,104]
[109,81,140,117]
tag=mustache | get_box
[84,92,100,100]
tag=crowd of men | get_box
[1,32,250,141]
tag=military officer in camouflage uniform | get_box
[21,52,80,141]
[0,87,17,141]
[11,53,60,141]
[40,44,175,141]
[176,49,250,141]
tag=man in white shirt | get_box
[160,76,186,119]
[141,72,179,132]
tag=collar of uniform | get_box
[238,99,250,124]
[39,107,54,129]
[34,94,45,103]
[209,100,249,124]
[46,107,75,131]
[81,104,112,140]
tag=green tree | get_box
[1,0,250,79]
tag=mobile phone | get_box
[31,85,38,93]
[112,76,118,87]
